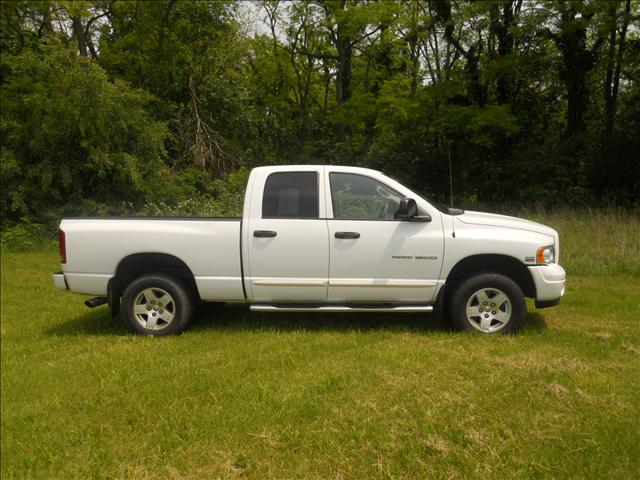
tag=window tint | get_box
[330,173,402,220]
[262,172,319,218]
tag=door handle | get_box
[335,231,360,239]
[254,230,277,238]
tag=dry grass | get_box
[495,207,640,275]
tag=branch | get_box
[184,75,239,176]
[84,11,109,37]
[290,46,338,61]
[351,24,383,46]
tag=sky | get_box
[237,0,275,37]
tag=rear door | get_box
[325,171,444,303]
[245,167,329,302]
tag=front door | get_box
[246,168,329,302]
[326,171,443,303]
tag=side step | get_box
[250,304,433,313]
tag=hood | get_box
[457,210,557,238]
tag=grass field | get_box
[1,211,639,478]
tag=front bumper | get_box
[53,272,68,291]
[528,264,566,308]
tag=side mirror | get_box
[397,197,418,218]
[396,197,432,222]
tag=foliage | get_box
[136,167,248,217]
[1,0,639,229]
[0,222,55,251]
[1,44,172,224]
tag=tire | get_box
[121,274,193,336]
[447,272,526,334]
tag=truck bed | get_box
[60,217,245,301]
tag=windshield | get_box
[421,194,450,214]
[385,174,451,213]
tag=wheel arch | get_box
[108,253,200,316]
[443,254,536,299]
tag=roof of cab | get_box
[250,165,382,175]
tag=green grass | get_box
[2,250,639,479]
[2,211,639,478]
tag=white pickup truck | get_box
[53,165,566,335]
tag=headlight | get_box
[536,245,555,264]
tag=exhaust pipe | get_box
[85,297,107,308]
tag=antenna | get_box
[448,145,457,238]
[448,146,453,207]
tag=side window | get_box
[330,173,402,220]
[262,172,319,219]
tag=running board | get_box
[250,304,433,313]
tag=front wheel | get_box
[447,272,526,334]
[121,274,193,336]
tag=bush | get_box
[1,44,171,226]
[135,167,248,217]
[0,224,55,252]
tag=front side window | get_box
[330,173,402,220]
[262,172,319,218]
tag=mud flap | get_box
[107,278,120,318]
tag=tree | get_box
[603,0,631,145]
[553,0,606,138]
[1,0,639,221]
[1,45,171,223]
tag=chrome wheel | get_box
[465,288,512,333]
[132,287,175,331]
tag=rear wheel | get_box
[447,272,526,334]
[121,274,193,336]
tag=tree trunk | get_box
[495,1,515,104]
[335,23,352,104]
[38,3,54,37]
[334,0,352,141]
[72,15,88,57]
[555,2,603,138]
[608,0,631,142]
[433,0,484,105]
[604,2,617,143]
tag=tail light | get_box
[59,229,67,264]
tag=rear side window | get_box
[262,172,319,218]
